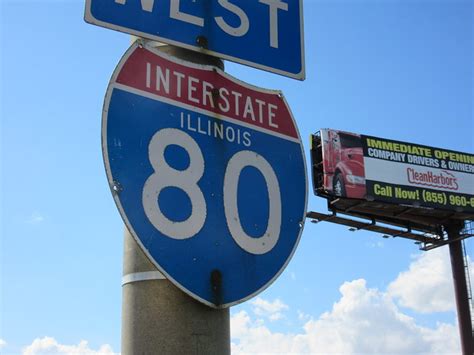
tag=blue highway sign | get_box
[85,0,305,80]
[103,42,307,307]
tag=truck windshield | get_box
[339,133,362,148]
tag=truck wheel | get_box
[333,173,346,197]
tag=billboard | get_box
[311,129,474,213]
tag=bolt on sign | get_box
[311,129,474,213]
[84,0,305,80]
[103,42,307,308]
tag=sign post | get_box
[122,227,231,354]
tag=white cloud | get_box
[251,298,289,321]
[388,247,455,313]
[232,280,461,354]
[232,248,466,354]
[302,279,459,354]
[27,211,45,224]
[22,337,116,355]
[231,310,306,354]
[0,339,6,348]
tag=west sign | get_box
[84,0,305,80]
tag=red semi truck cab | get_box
[312,129,367,199]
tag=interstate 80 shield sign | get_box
[103,42,307,308]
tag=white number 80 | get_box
[142,128,281,255]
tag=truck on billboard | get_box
[311,129,474,213]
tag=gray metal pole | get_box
[447,222,473,355]
[121,43,230,355]
[122,228,230,354]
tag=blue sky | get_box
[1,0,473,354]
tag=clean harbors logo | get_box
[406,168,459,191]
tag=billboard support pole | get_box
[446,221,473,355]
[121,41,230,355]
